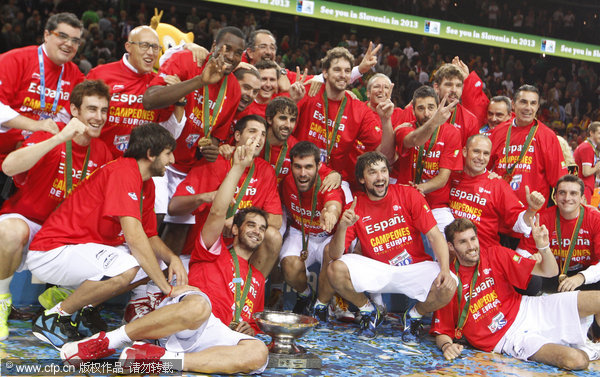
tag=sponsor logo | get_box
[128,192,138,201]
[113,84,125,91]
[186,185,195,194]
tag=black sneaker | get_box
[313,303,328,323]
[355,303,384,339]
[401,308,424,346]
[32,311,82,349]
[292,287,314,316]
[77,306,107,337]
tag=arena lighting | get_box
[200,0,600,63]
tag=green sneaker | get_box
[0,293,11,340]
[38,287,73,309]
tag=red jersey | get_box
[0,129,112,224]
[29,158,157,251]
[259,134,299,183]
[461,71,490,128]
[280,166,344,236]
[293,85,382,183]
[344,184,437,265]
[400,103,479,147]
[449,171,526,248]
[431,246,536,352]
[573,140,597,203]
[87,56,169,157]
[0,45,84,158]
[150,51,241,173]
[488,119,567,205]
[518,206,600,271]
[394,122,462,208]
[189,235,265,332]
[174,156,281,255]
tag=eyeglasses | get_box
[50,30,82,46]
[128,41,161,52]
[256,43,276,51]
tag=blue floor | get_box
[1,306,599,376]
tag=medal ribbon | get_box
[202,76,228,137]
[228,247,253,323]
[586,139,600,159]
[555,205,585,276]
[503,120,539,178]
[64,140,91,195]
[323,91,347,163]
[298,174,322,252]
[37,45,64,115]
[264,138,288,178]
[454,258,480,338]
[414,126,440,184]
[226,162,255,218]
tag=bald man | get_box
[87,26,184,157]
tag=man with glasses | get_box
[87,26,185,158]
[0,12,85,161]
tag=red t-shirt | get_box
[394,122,462,208]
[461,71,490,128]
[280,166,345,236]
[150,51,241,173]
[29,158,157,251]
[488,119,567,205]
[293,85,382,183]
[400,103,479,148]
[0,129,112,224]
[449,171,526,248]
[430,246,536,352]
[0,45,84,161]
[87,57,170,157]
[189,235,265,333]
[174,156,281,255]
[344,184,437,265]
[259,134,299,183]
[573,140,596,203]
[518,206,600,271]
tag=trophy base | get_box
[267,352,322,369]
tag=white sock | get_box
[358,301,375,313]
[0,276,12,295]
[163,350,185,371]
[298,287,311,297]
[45,303,72,316]
[106,325,132,349]
[408,306,422,319]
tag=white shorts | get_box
[0,213,42,272]
[27,243,139,289]
[279,226,331,268]
[431,207,454,236]
[157,291,267,374]
[493,291,587,361]
[156,166,195,224]
[339,254,457,302]
[340,180,353,204]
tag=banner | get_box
[201,0,600,63]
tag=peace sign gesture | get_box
[531,214,550,250]
[289,66,308,102]
[201,45,228,86]
[358,42,382,74]
[429,94,459,128]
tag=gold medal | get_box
[558,273,567,283]
[197,136,212,148]
[300,249,308,261]
[455,328,462,339]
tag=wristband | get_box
[536,244,550,251]
[168,285,174,297]
[175,98,187,106]
[441,342,452,352]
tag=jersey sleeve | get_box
[394,126,415,157]
[461,71,489,128]
[149,50,196,87]
[101,168,145,222]
[141,179,158,238]
[494,246,536,290]
[430,300,458,338]
[438,125,463,171]
[543,129,568,186]
[11,131,55,187]
[192,233,224,262]
[259,166,283,215]
[356,101,382,151]
[408,188,438,234]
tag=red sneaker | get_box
[60,331,115,366]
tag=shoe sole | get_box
[32,331,62,350]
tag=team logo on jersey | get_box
[186,185,195,194]
[393,205,400,211]
[113,84,125,91]
[509,174,522,191]
[512,254,522,263]
[479,187,484,193]
[32,72,41,79]
[128,192,138,201]
[362,216,372,222]
[114,135,130,151]
[453,149,459,157]
[475,81,482,88]
[250,178,258,184]
[423,204,430,212]
[483,268,492,275]
[487,312,507,333]
[291,194,297,200]
[186,134,200,149]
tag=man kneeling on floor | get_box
[60,136,269,374]
[28,123,190,347]
[432,217,600,370]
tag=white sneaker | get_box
[331,295,355,322]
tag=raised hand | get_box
[525,185,545,212]
[358,42,382,74]
[57,117,87,142]
[200,45,228,85]
[339,197,359,228]
[531,214,549,249]
[289,66,308,102]
[452,56,469,80]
